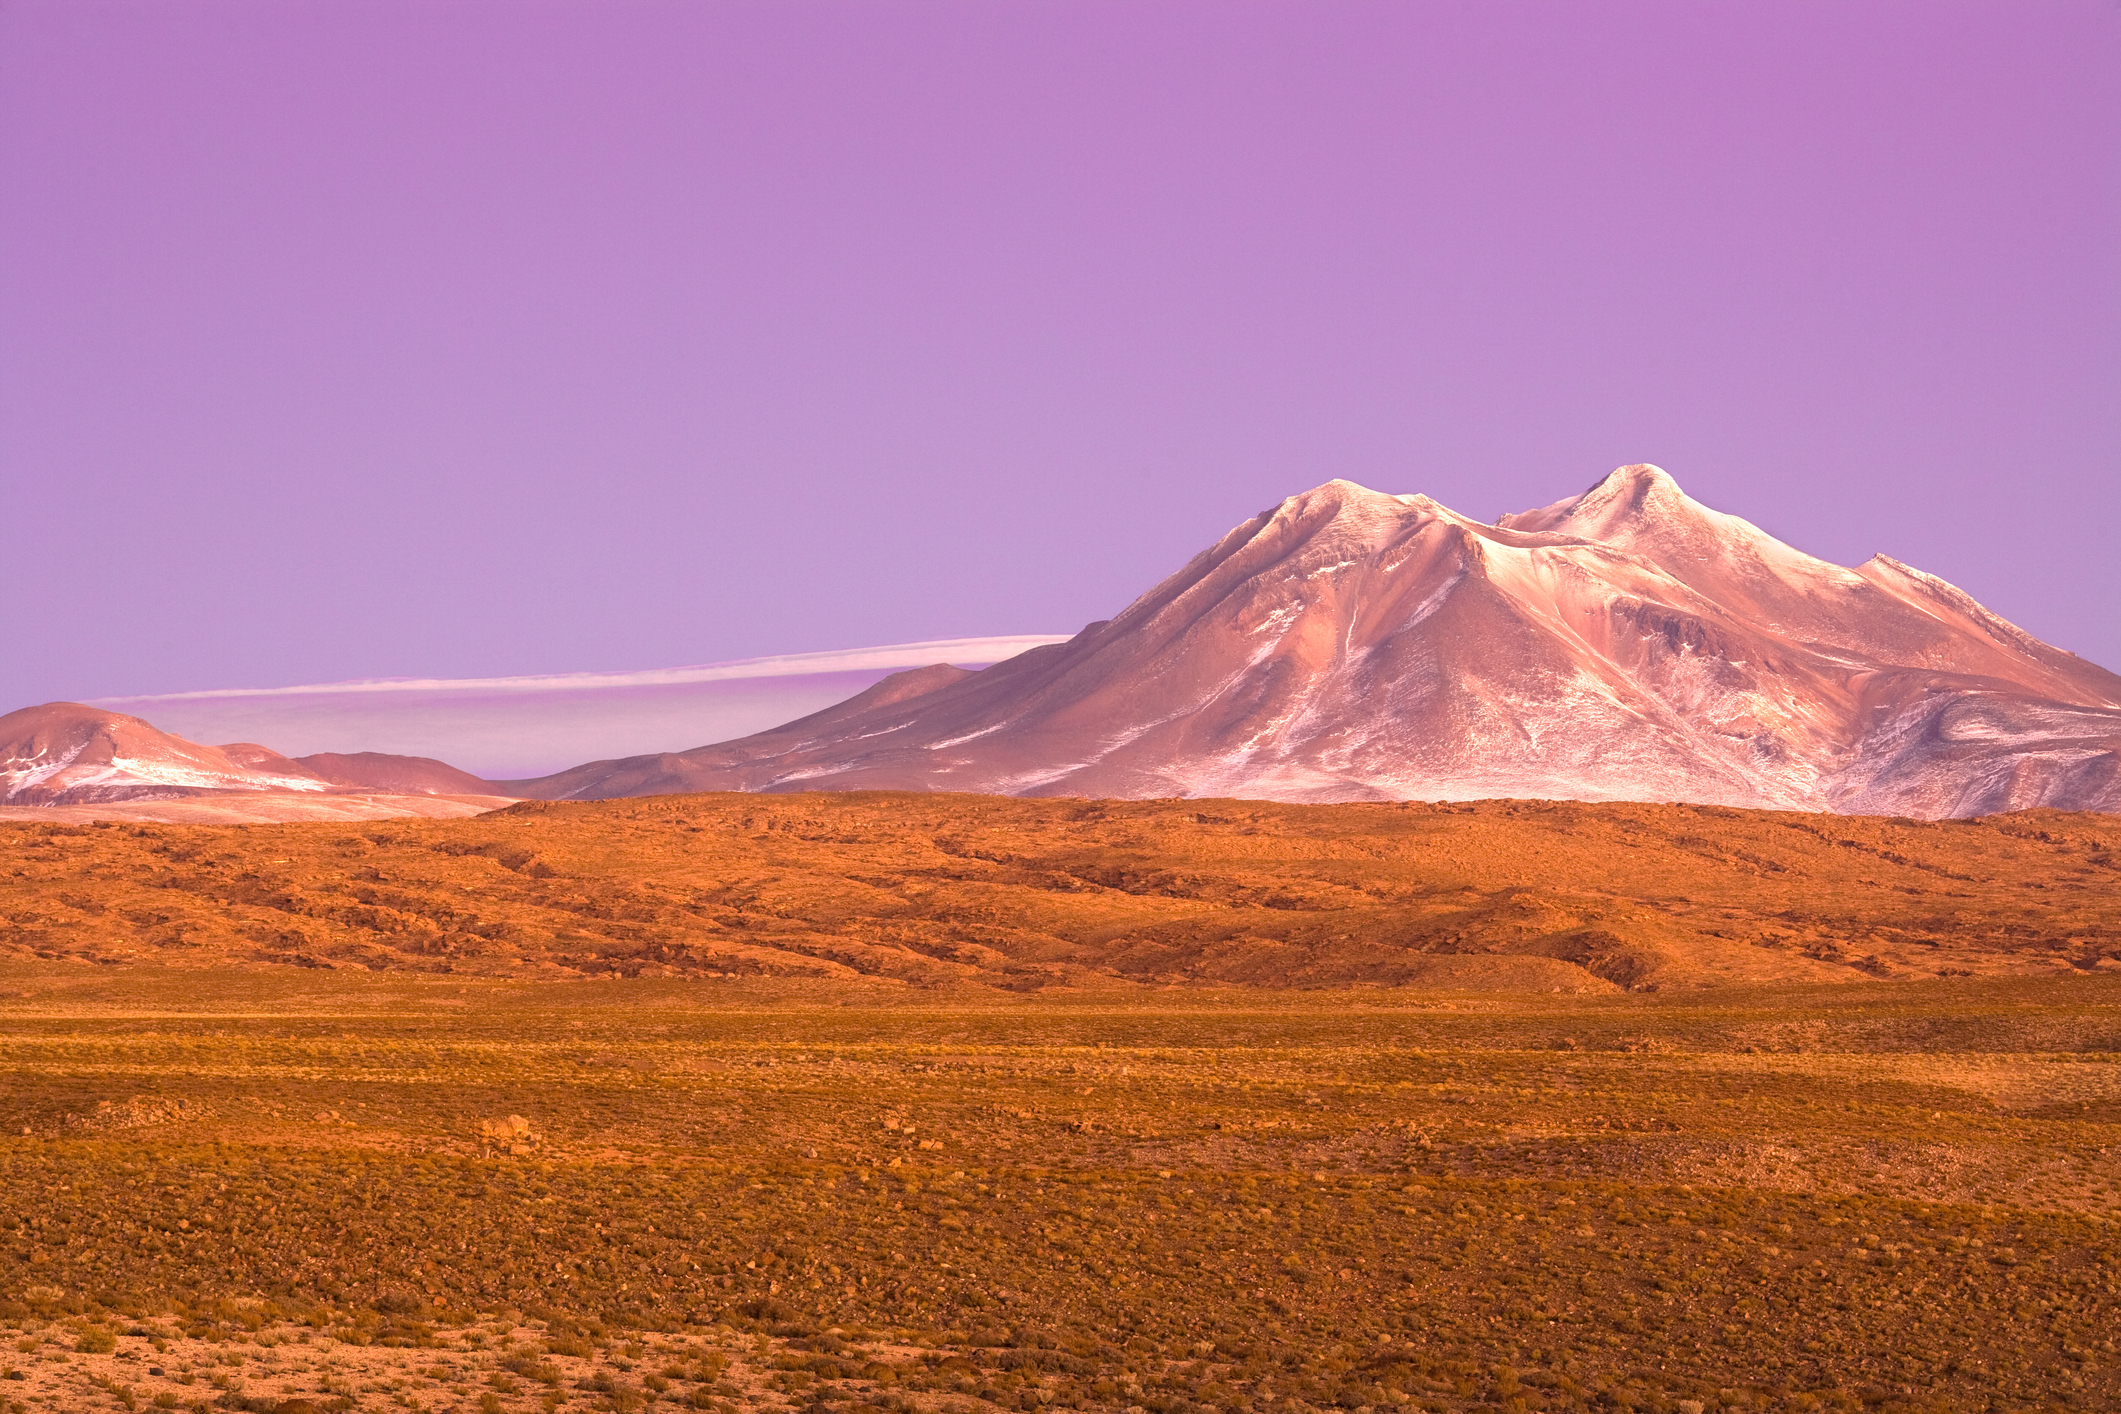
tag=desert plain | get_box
[0,794,2116,1414]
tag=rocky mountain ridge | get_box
[505,465,2121,816]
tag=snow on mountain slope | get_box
[506,466,2121,816]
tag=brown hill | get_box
[508,467,2121,816]
[4,790,2114,989]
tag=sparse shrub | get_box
[502,1355,560,1385]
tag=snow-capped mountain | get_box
[504,466,2121,816]
[0,702,490,805]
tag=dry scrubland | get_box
[0,797,2116,1414]
[1,794,2118,988]
[0,977,2117,1414]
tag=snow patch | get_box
[0,741,87,797]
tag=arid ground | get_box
[2,794,2117,989]
[0,797,2116,1413]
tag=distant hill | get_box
[0,701,501,812]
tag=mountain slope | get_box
[507,466,2121,815]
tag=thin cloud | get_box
[90,636,1072,706]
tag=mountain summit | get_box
[504,467,2121,816]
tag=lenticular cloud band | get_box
[87,636,1070,780]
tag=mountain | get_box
[0,701,500,809]
[505,466,2121,816]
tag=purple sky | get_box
[4,0,2117,713]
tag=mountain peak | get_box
[1497,463,1694,539]
[1608,461,1677,488]
[1578,462,1681,503]
[1585,462,1685,515]
[1271,478,1404,517]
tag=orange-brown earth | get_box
[2,793,2117,990]
[0,970,2116,1414]
[4,797,2118,1413]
